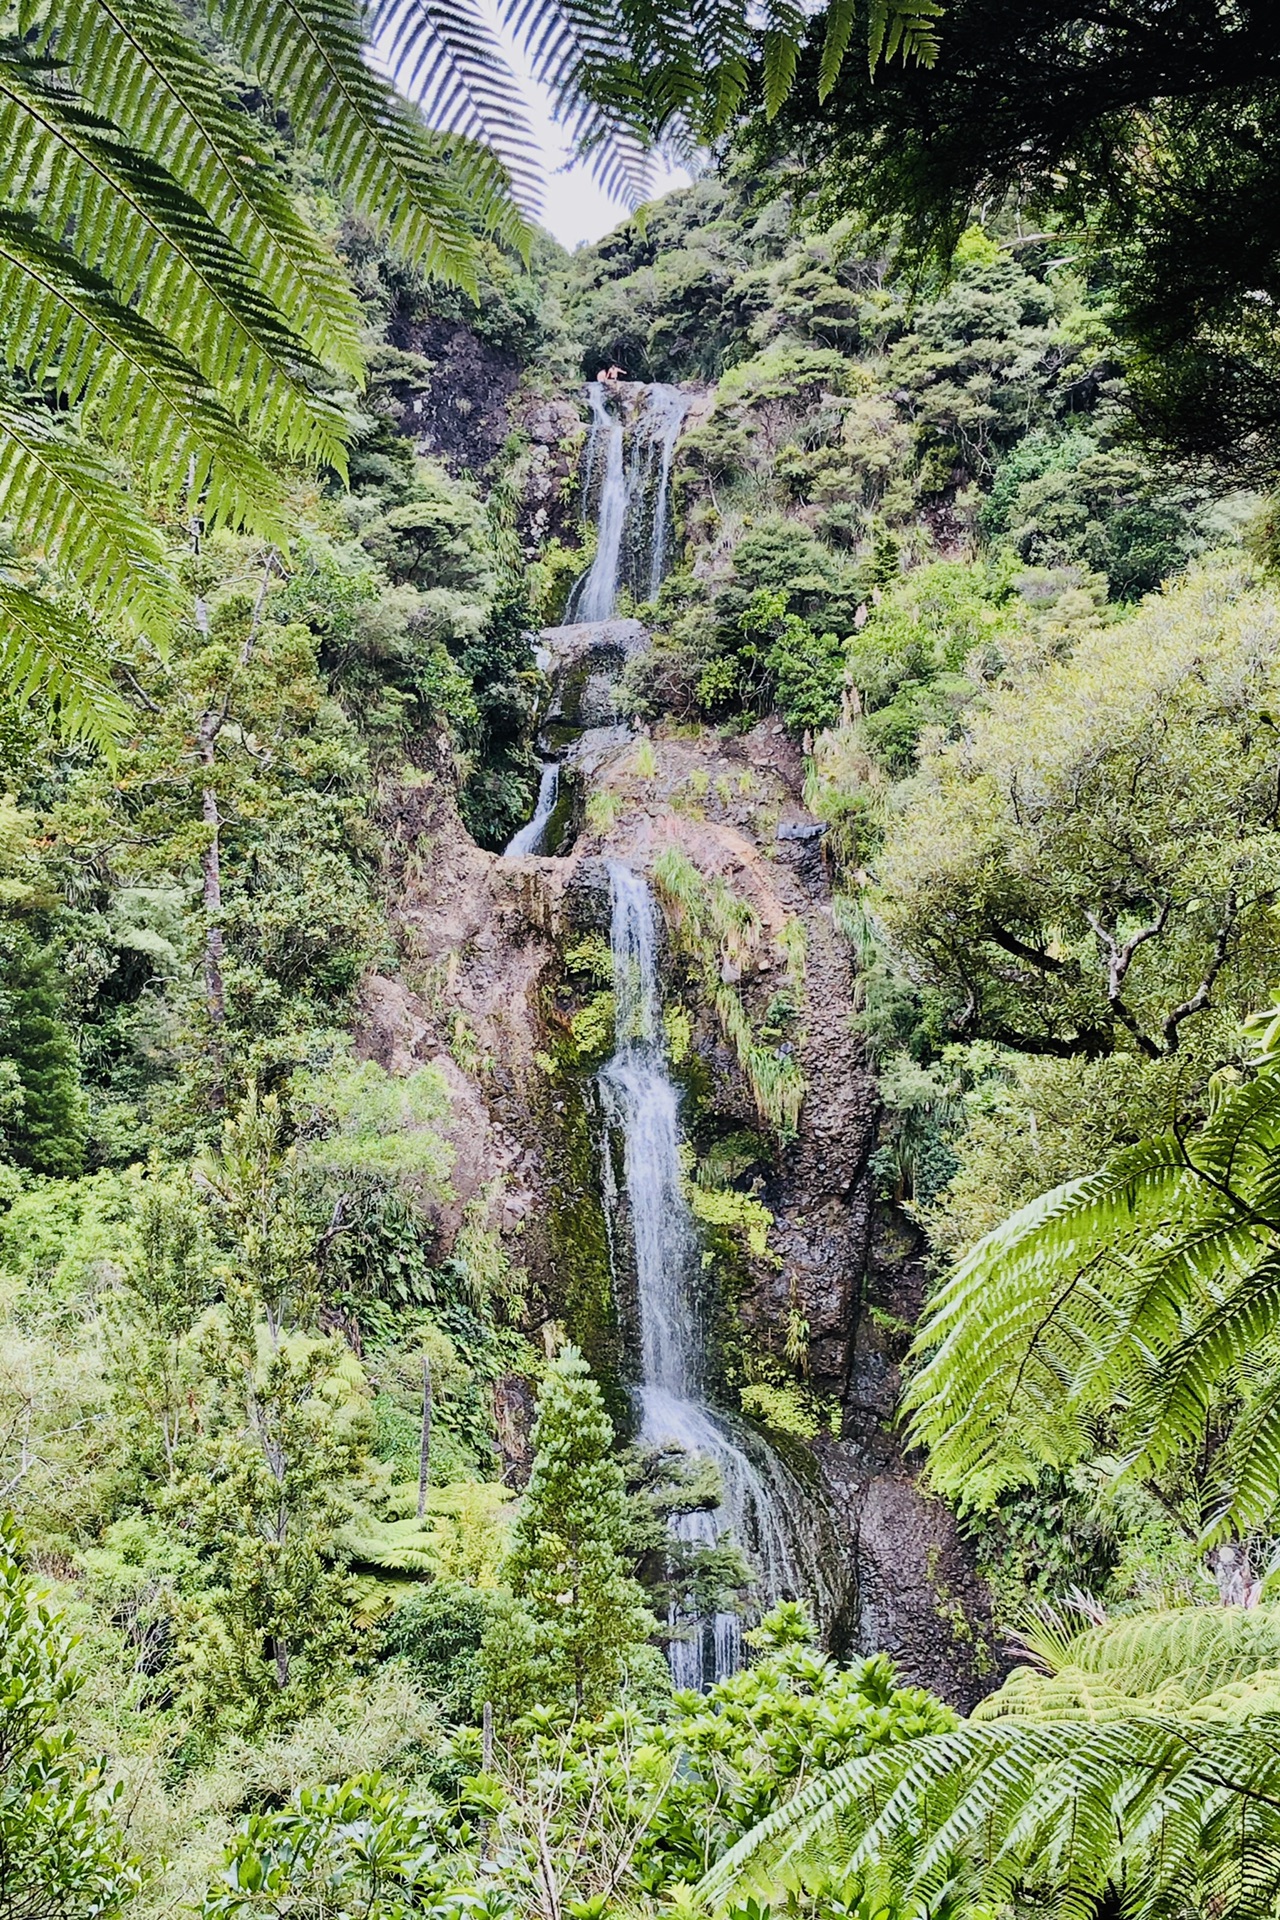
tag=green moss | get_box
[538,1062,631,1432]
[569,991,615,1064]
[652,846,807,1139]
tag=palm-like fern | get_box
[1,0,939,745]
[901,1055,1280,1543]
[375,0,943,210]
[699,1606,1280,1920]
[0,0,523,744]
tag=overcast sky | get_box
[475,0,692,250]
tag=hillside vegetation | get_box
[8,11,1280,1919]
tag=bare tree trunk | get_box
[200,730,225,1031]
[417,1351,433,1519]
[483,1698,493,1771]
[1210,1541,1258,1606]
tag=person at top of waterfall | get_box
[597,364,625,383]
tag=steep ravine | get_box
[356,705,997,1707]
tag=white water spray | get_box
[599,862,823,1688]
[568,384,690,624]
[504,762,560,857]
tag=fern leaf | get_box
[0,42,349,467]
[868,0,942,70]
[904,1137,1194,1502]
[700,1712,1280,1919]
[0,209,287,533]
[1205,1365,1280,1542]
[0,578,129,750]
[499,0,658,205]
[366,0,543,208]
[204,0,528,286]
[760,25,800,122]
[34,0,364,377]
[0,401,179,629]
[1127,1249,1280,1488]
[818,0,856,100]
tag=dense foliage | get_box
[11,7,1280,1917]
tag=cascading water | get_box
[567,383,689,624]
[598,861,830,1688]
[504,762,560,856]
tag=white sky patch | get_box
[474,0,693,250]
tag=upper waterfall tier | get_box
[567,383,689,625]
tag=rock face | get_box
[518,397,587,555]
[381,316,524,478]
[361,711,999,1708]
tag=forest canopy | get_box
[6,4,1280,1920]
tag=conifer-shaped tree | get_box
[501,1345,656,1714]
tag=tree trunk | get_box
[417,1352,433,1519]
[201,760,225,1031]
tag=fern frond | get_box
[0,579,130,750]
[868,0,943,71]
[1205,1365,1280,1542]
[818,0,856,100]
[0,41,349,467]
[338,1514,438,1574]
[0,210,286,533]
[0,401,178,629]
[366,0,543,208]
[500,0,659,204]
[982,1607,1280,1720]
[1128,1250,1280,1485]
[904,1138,1192,1503]
[700,1711,1280,1920]
[33,0,364,377]
[204,0,529,285]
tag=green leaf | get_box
[0,579,130,751]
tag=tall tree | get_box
[497,1345,657,1715]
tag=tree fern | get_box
[374,0,945,211]
[904,1062,1280,1536]
[27,0,364,375]
[205,0,527,283]
[0,580,130,750]
[700,1607,1280,1920]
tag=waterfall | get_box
[568,383,689,625]
[504,762,559,856]
[599,862,825,1689]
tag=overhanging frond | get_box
[0,401,179,629]
[0,209,287,533]
[32,0,365,377]
[204,0,530,284]
[0,40,350,467]
[903,1138,1194,1503]
[0,579,130,751]
[367,0,543,209]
